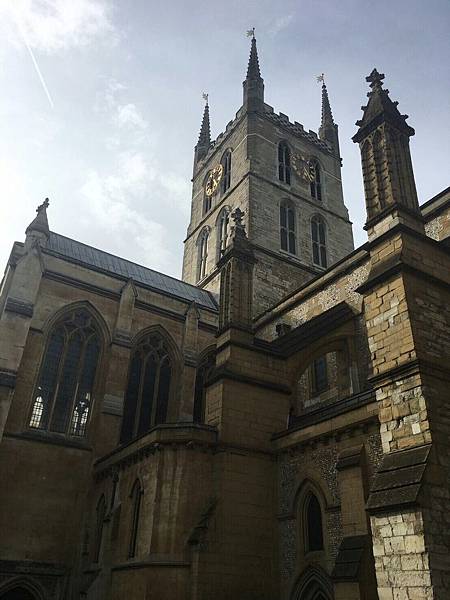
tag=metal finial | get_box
[316,73,325,84]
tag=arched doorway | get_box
[291,566,333,600]
[0,588,38,600]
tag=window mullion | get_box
[133,352,145,438]
[151,361,162,427]
[46,328,70,431]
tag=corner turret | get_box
[353,69,420,235]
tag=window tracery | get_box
[29,309,101,437]
[120,332,173,444]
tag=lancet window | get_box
[310,160,322,201]
[221,150,232,193]
[311,216,327,268]
[280,202,296,254]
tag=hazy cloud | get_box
[0,0,116,53]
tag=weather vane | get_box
[316,73,325,84]
[246,27,255,39]
[202,92,209,105]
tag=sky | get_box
[0,0,449,279]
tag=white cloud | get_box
[269,14,294,37]
[0,0,117,53]
[116,103,148,130]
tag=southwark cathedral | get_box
[0,37,449,600]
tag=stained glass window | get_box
[120,333,173,444]
[29,309,101,437]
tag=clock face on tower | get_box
[205,164,223,196]
[292,153,316,183]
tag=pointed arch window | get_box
[278,142,291,184]
[29,309,101,437]
[193,352,216,423]
[129,480,142,559]
[311,216,327,268]
[280,202,296,254]
[120,333,173,444]
[310,161,322,201]
[305,493,324,552]
[312,356,328,394]
[221,150,232,193]
[197,229,209,281]
[93,494,106,563]
[203,194,212,215]
[217,208,230,258]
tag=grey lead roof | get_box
[45,232,218,311]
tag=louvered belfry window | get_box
[29,309,101,437]
[311,216,327,268]
[120,333,172,444]
[280,203,296,254]
[278,142,291,184]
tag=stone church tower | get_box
[182,36,354,315]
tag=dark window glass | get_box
[29,310,101,437]
[204,195,212,214]
[137,355,157,436]
[278,143,291,184]
[198,231,208,280]
[306,493,324,551]
[311,217,327,268]
[313,356,328,393]
[120,334,173,443]
[280,204,296,254]
[120,355,142,444]
[222,151,232,193]
[129,481,142,558]
[310,161,322,200]
[94,495,106,563]
[193,353,215,423]
[218,210,230,256]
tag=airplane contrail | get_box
[14,12,55,110]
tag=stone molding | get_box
[0,369,17,389]
[4,297,34,318]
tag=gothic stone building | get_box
[0,38,449,600]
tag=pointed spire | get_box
[246,36,261,80]
[318,76,340,156]
[25,198,50,241]
[320,81,334,129]
[194,96,211,164]
[243,31,264,112]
